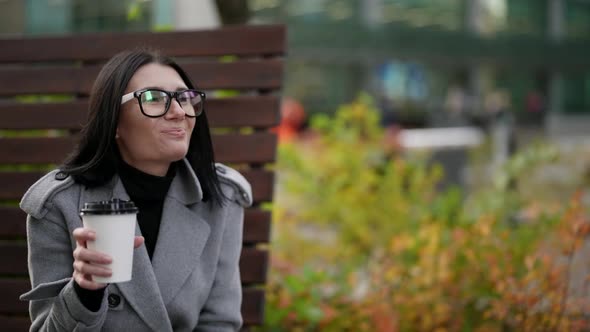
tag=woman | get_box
[19,50,251,331]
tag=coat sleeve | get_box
[194,201,245,332]
[21,206,109,332]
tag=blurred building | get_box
[248,0,589,189]
[249,0,590,139]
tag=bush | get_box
[258,95,590,331]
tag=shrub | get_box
[258,95,590,331]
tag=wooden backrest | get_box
[0,24,285,330]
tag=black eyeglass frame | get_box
[120,88,206,118]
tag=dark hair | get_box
[61,49,225,206]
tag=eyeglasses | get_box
[121,88,205,118]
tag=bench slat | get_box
[212,132,277,164]
[0,25,286,63]
[0,96,280,130]
[0,208,26,238]
[0,60,283,96]
[0,132,276,164]
[0,173,45,201]
[0,315,30,332]
[242,209,272,245]
[241,249,269,286]
[0,207,271,244]
[0,243,27,276]
[0,279,29,314]
[0,243,268,285]
[0,169,274,202]
[242,288,265,326]
[0,280,265,326]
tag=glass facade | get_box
[0,0,25,34]
[566,0,590,39]
[0,0,153,35]
[72,0,152,33]
[25,0,72,35]
[563,71,590,113]
[504,0,547,37]
[380,0,464,31]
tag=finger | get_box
[73,261,112,277]
[134,236,144,249]
[74,273,108,291]
[72,228,96,247]
[84,273,108,289]
[73,246,112,264]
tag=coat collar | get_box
[79,158,209,331]
[167,159,203,205]
[110,158,203,205]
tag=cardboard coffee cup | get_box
[80,199,138,283]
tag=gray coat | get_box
[19,159,252,332]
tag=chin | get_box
[169,152,189,162]
[163,147,189,162]
[157,139,190,161]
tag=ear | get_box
[115,128,120,139]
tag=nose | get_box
[165,98,186,119]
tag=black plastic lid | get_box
[80,198,138,215]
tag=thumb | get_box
[134,236,145,249]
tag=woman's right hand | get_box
[72,228,145,290]
[72,227,112,290]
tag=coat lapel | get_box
[151,159,210,305]
[151,198,210,305]
[114,241,172,332]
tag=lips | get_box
[161,128,186,137]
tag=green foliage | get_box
[265,267,327,328]
[152,25,174,32]
[275,93,452,261]
[258,95,590,331]
[15,94,74,103]
[127,3,142,21]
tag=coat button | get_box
[107,294,121,308]
[54,172,68,181]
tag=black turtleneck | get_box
[74,160,175,311]
[118,159,175,260]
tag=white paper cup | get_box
[80,199,138,283]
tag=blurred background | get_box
[2,1,590,330]
[2,0,588,187]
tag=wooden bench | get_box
[0,24,285,331]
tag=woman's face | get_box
[117,63,196,176]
